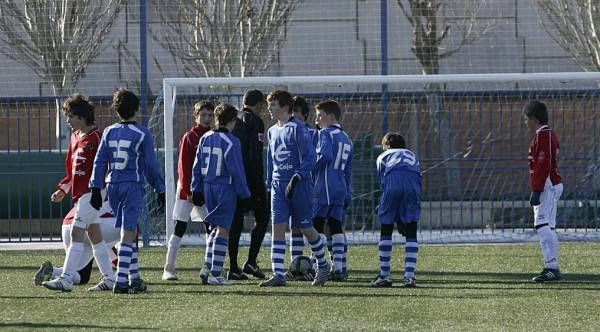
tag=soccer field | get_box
[2,243,600,331]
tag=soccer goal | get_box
[153,73,600,245]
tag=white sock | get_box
[166,234,182,268]
[61,242,84,282]
[550,229,560,268]
[92,241,115,281]
[71,271,81,284]
[537,226,558,269]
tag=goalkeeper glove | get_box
[192,191,205,207]
[285,174,301,200]
[156,192,165,209]
[529,191,541,206]
[90,188,102,211]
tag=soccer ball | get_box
[289,255,315,280]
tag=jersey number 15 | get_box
[334,142,351,170]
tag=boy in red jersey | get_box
[162,101,214,280]
[525,100,564,283]
[42,94,116,292]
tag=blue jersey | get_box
[376,148,421,190]
[306,124,318,148]
[191,129,250,199]
[314,125,353,206]
[90,122,165,193]
[266,117,316,187]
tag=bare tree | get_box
[534,0,600,72]
[0,0,123,149]
[154,0,301,78]
[397,0,494,198]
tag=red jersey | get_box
[57,127,101,203]
[528,125,562,192]
[177,124,210,200]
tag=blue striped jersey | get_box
[313,124,353,206]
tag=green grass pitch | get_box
[2,243,600,331]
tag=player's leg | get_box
[35,223,71,286]
[201,228,217,284]
[371,190,396,287]
[401,221,418,288]
[85,198,116,290]
[259,181,287,287]
[328,208,346,281]
[244,187,268,279]
[164,194,194,281]
[532,188,561,283]
[312,215,327,268]
[399,188,420,288]
[289,227,305,261]
[208,226,233,285]
[226,200,247,280]
[549,184,563,272]
[88,217,121,291]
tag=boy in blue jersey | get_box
[260,90,330,287]
[89,88,166,294]
[372,132,421,288]
[191,103,251,286]
[313,100,352,281]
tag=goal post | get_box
[161,72,600,244]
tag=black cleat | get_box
[227,269,249,281]
[130,279,147,293]
[403,277,417,288]
[371,275,393,288]
[532,268,561,283]
[243,262,266,279]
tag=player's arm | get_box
[142,130,165,194]
[53,139,73,202]
[344,142,353,208]
[314,130,333,172]
[294,125,317,180]
[177,133,194,200]
[227,139,251,199]
[265,130,273,190]
[190,138,206,206]
[531,132,551,192]
[89,129,110,189]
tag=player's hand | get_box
[192,191,205,207]
[156,192,166,209]
[50,189,66,203]
[285,174,301,200]
[529,191,541,206]
[90,188,102,210]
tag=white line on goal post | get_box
[162,72,600,242]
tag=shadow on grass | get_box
[0,322,157,330]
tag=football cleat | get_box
[162,269,178,281]
[312,263,330,286]
[129,279,147,293]
[113,283,131,294]
[34,261,54,286]
[87,277,115,291]
[199,267,209,285]
[403,277,417,288]
[42,276,73,292]
[371,275,393,288]
[259,274,286,287]
[227,269,249,281]
[243,262,266,279]
[284,270,295,281]
[208,276,235,286]
[532,268,562,283]
[331,271,347,282]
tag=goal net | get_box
[149,73,600,245]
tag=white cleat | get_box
[162,269,178,281]
[87,277,115,291]
[34,261,54,286]
[207,275,235,286]
[42,276,73,292]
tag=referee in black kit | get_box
[228,89,269,280]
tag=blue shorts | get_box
[107,182,144,232]
[378,175,421,225]
[271,179,314,229]
[314,204,345,224]
[203,183,236,230]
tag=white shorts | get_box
[533,183,563,228]
[73,191,105,228]
[62,218,120,271]
[173,198,194,222]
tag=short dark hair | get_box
[194,100,215,115]
[267,90,294,113]
[382,132,406,149]
[243,89,265,107]
[112,88,139,120]
[293,96,310,119]
[62,93,95,126]
[214,103,238,127]
[315,100,342,120]
[525,100,549,125]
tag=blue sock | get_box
[290,232,304,261]
[378,235,392,278]
[211,236,228,278]
[204,230,216,270]
[326,237,333,262]
[129,244,140,282]
[271,240,286,278]
[332,233,345,273]
[342,233,348,274]
[404,237,419,279]
[309,236,327,269]
[116,242,133,286]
